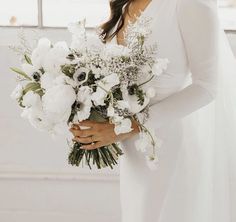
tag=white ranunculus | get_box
[22,91,41,108]
[43,41,70,74]
[21,105,53,132]
[91,87,107,106]
[98,73,120,91]
[11,84,24,100]
[76,86,93,122]
[31,38,52,69]
[42,84,76,122]
[114,118,133,135]
[92,72,119,106]
[54,75,77,88]
[40,72,60,89]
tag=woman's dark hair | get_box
[99,0,133,43]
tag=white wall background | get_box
[0,27,235,222]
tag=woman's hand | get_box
[69,119,140,150]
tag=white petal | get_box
[114,118,133,135]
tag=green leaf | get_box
[24,82,40,90]
[23,82,41,94]
[24,54,32,65]
[10,67,32,81]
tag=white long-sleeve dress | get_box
[109,0,236,222]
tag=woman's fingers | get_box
[80,141,104,150]
[69,128,95,137]
[73,120,98,128]
[73,135,100,144]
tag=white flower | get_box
[102,44,131,58]
[116,100,130,110]
[42,84,76,122]
[73,67,90,85]
[68,21,103,53]
[54,75,77,88]
[68,21,86,36]
[146,87,156,98]
[135,133,150,153]
[98,73,120,91]
[86,33,104,52]
[91,87,107,106]
[22,91,41,108]
[41,72,60,89]
[114,118,133,135]
[107,103,115,117]
[21,63,38,76]
[31,38,51,69]
[91,64,102,79]
[11,84,24,100]
[91,73,120,106]
[22,63,42,82]
[146,156,159,170]
[43,41,70,74]
[70,35,86,52]
[153,58,169,76]
[134,125,163,170]
[41,73,76,90]
[76,86,93,122]
[22,108,50,130]
[122,90,150,114]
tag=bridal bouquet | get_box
[10,18,168,170]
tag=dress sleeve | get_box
[146,0,220,130]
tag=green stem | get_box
[138,75,154,87]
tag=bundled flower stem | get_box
[68,108,123,169]
[68,142,123,169]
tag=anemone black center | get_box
[128,84,138,95]
[77,72,87,81]
[32,72,41,82]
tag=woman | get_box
[70,0,236,221]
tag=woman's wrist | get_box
[131,119,141,134]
